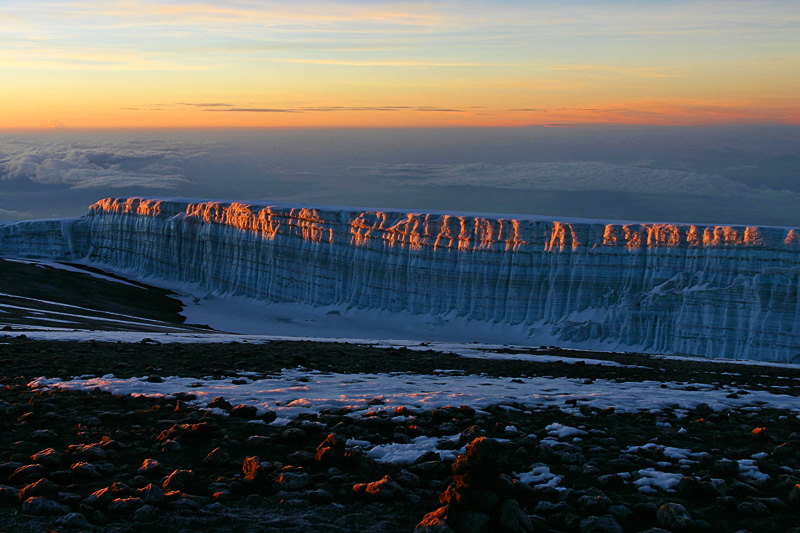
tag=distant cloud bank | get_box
[0,140,200,190]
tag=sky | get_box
[1,0,799,129]
[0,2,798,225]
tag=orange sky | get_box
[2,1,799,129]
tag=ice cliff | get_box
[2,196,800,362]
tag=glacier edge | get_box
[1,196,799,363]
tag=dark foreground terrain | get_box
[1,336,799,533]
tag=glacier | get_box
[2,196,800,362]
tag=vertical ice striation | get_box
[2,196,800,362]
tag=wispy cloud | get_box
[176,102,235,107]
[198,105,466,113]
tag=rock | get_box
[245,435,271,448]
[207,396,233,410]
[579,515,624,533]
[58,512,92,529]
[415,506,453,532]
[258,410,277,423]
[364,475,404,501]
[497,498,534,532]
[67,443,106,461]
[108,496,144,514]
[9,464,45,483]
[397,469,421,488]
[275,472,312,491]
[788,484,800,509]
[459,425,484,445]
[452,437,501,477]
[49,470,75,484]
[243,456,267,484]
[135,504,157,521]
[83,482,134,509]
[315,433,346,467]
[31,448,61,466]
[304,488,333,504]
[204,447,231,465]
[22,496,70,515]
[280,427,307,444]
[231,404,258,419]
[450,510,491,532]
[137,458,165,478]
[31,429,58,441]
[138,483,165,505]
[71,462,102,479]
[577,491,613,514]
[162,469,196,492]
[0,484,20,502]
[713,459,740,476]
[657,502,695,531]
[19,478,58,502]
[736,501,771,517]
[161,439,182,452]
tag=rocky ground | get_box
[1,336,800,532]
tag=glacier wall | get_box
[2,196,800,362]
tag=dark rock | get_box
[304,488,333,504]
[203,447,231,465]
[138,483,165,505]
[49,470,75,485]
[459,425,484,446]
[31,448,61,467]
[245,435,271,448]
[415,506,453,532]
[108,496,144,514]
[579,515,624,533]
[657,502,695,531]
[397,469,421,488]
[276,472,313,491]
[22,496,70,515]
[207,396,233,410]
[162,469,196,492]
[364,475,403,501]
[788,484,800,509]
[71,462,102,479]
[315,433,346,467]
[160,439,182,452]
[19,478,58,502]
[736,500,771,517]
[58,512,92,529]
[280,427,307,444]
[231,404,258,419]
[450,510,491,532]
[243,456,267,484]
[497,498,534,532]
[137,458,165,478]
[134,504,156,522]
[9,463,45,483]
[0,484,20,502]
[577,492,613,514]
[713,459,740,476]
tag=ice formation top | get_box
[2,196,800,362]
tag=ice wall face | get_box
[2,196,800,362]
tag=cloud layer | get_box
[0,140,199,189]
